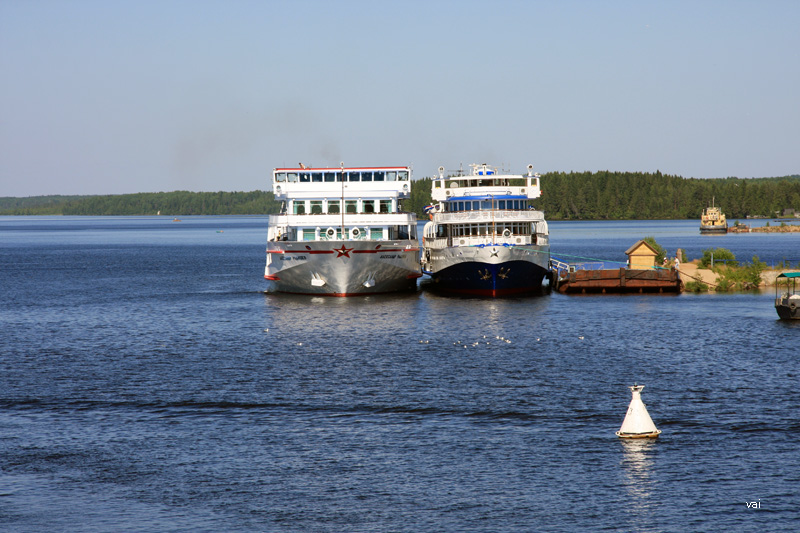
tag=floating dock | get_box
[552,267,681,294]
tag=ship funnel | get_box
[616,385,662,439]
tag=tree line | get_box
[534,171,800,220]
[0,191,281,216]
[2,172,798,219]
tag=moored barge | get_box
[554,267,681,294]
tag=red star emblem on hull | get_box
[335,245,354,258]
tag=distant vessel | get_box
[421,163,550,296]
[264,165,421,296]
[700,197,728,234]
[775,272,800,319]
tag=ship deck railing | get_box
[432,210,546,223]
[423,235,542,248]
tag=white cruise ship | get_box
[265,165,421,296]
[421,163,550,296]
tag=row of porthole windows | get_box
[446,199,531,212]
[298,225,415,241]
[302,227,382,241]
[291,199,393,215]
[276,170,410,183]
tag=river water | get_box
[1,216,798,532]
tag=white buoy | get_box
[616,385,662,438]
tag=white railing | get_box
[424,235,536,247]
[434,210,546,223]
[269,212,415,226]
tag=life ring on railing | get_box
[791,302,797,310]
[502,228,512,238]
[325,227,336,239]
[350,227,361,239]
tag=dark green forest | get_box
[2,172,799,220]
[0,191,281,216]
[536,172,800,219]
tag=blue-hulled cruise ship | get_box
[421,163,550,296]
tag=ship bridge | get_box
[431,163,541,202]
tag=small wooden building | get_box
[625,240,658,270]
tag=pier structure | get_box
[549,239,682,294]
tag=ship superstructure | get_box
[700,197,728,234]
[265,165,420,295]
[421,163,550,296]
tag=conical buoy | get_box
[616,384,661,438]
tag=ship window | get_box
[293,202,306,215]
[361,172,373,182]
[310,201,322,214]
[379,200,391,213]
[363,200,375,213]
[348,172,360,182]
[324,172,335,182]
[287,173,298,182]
[328,200,340,214]
[373,171,384,182]
[302,229,315,241]
[345,200,357,213]
[275,173,286,182]
[499,200,506,209]
[386,171,397,181]
[371,228,383,239]
[299,173,310,183]
[398,171,409,181]
[312,173,323,183]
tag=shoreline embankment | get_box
[680,262,799,289]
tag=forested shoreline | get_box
[2,172,798,220]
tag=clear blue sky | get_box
[1,0,798,196]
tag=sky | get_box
[1,0,798,196]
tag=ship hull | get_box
[700,225,728,234]
[424,245,550,297]
[265,240,421,296]
[775,302,800,320]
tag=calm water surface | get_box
[1,216,798,532]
